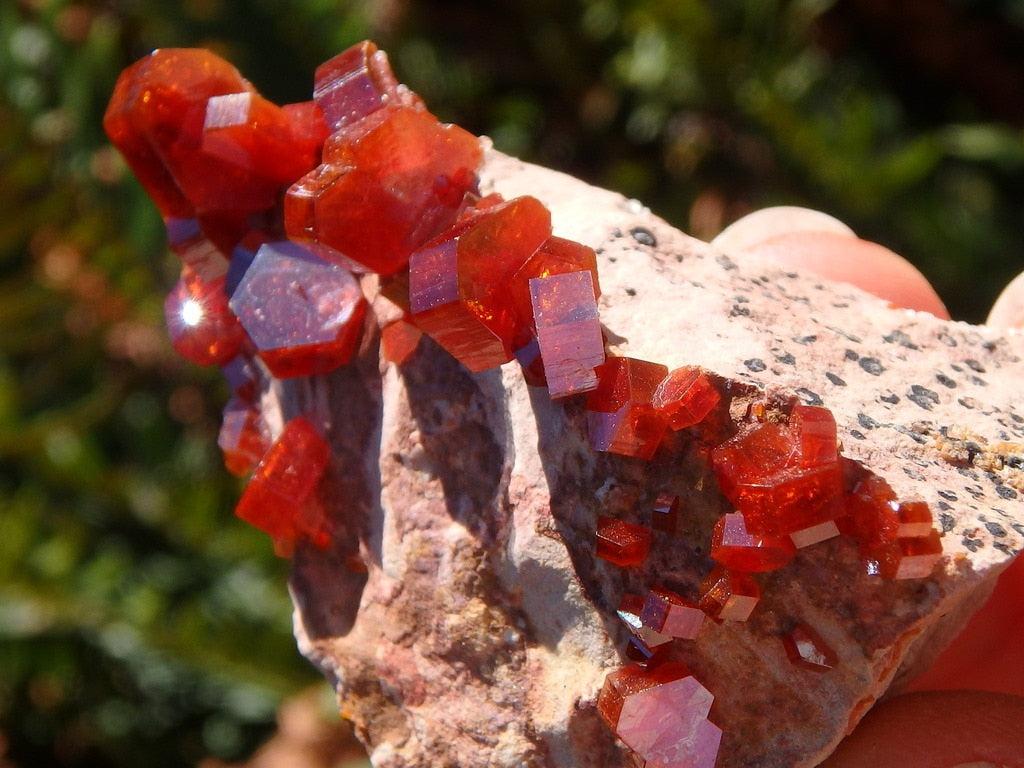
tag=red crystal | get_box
[229,242,367,378]
[893,500,934,538]
[104,49,313,217]
[845,475,934,545]
[699,567,760,622]
[281,101,329,162]
[221,355,258,402]
[218,396,270,476]
[166,218,229,283]
[789,519,841,549]
[710,512,795,573]
[650,493,680,533]
[164,272,245,366]
[596,516,651,567]
[617,595,671,650]
[530,270,605,397]
[640,587,705,639]
[789,404,838,467]
[711,422,843,535]
[313,41,411,131]
[235,417,331,546]
[652,367,721,430]
[864,530,943,579]
[304,106,481,275]
[586,357,669,460]
[381,319,422,365]
[509,236,600,335]
[513,336,547,386]
[201,91,321,185]
[409,197,551,371]
[782,623,838,672]
[597,663,721,768]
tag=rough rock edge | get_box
[262,149,1023,768]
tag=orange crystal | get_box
[652,367,721,430]
[596,516,652,567]
[586,357,669,460]
[699,567,760,622]
[710,512,795,573]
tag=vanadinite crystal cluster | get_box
[106,41,946,768]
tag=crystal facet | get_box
[529,270,605,397]
[699,567,760,622]
[509,236,600,336]
[164,272,245,366]
[381,319,422,365]
[313,41,407,131]
[782,623,838,672]
[711,422,843,535]
[409,197,551,371]
[597,663,720,768]
[235,417,331,548]
[309,106,481,275]
[617,595,672,650]
[650,493,680,533]
[710,512,795,573]
[864,530,944,579]
[596,516,652,567]
[219,396,270,476]
[586,357,670,460]
[229,242,366,378]
[652,367,721,430]
[640,587,705,639]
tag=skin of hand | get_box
[713,208,1024,768]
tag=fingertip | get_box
[825,691,1024,768]
[987,271,1024,329]
[711,206,855,254]
[737,230,951,320]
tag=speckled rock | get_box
[258,149,1024,768]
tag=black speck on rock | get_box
[715,253,737,271]
[939,513,956,532]
[776,352,796,366]
[826,372,846,387]
[794,335,817,345]
[996,485,1019,500]
[907,384,940,410]
[796,388,822,406]
[859,357,885,376]
[849,429,866,440]
[962,536,983,552]
[935,373,957,389]
[883,329,920,350]
[731,305,751,317]
[985,521,1008,538]
[965,359,986,373]
[938,490,958,501]
[857,413,879,430]
[625,287,636,297]
[844,349,859,361]
[744,358,766,372]
[958,397,978,410]
[630,227,657,247]
[879,392,900,404]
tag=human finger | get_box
[987,270,1024,329]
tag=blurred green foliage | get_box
[1,0,1022,765]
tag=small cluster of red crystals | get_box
[108,40,950,768]
[597,662,721,768]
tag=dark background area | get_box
[1,1,1022,766]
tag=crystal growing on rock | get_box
[229,241,367,379]
[166,217,229,283]
[219,396,270,476]
[381,319,422,365]
[782,623,838,672]
[313,41,406,131]
[864,530,944,580]
[711,421,843,535]
[618,595,671,650]
[711,512,795,573]
[529,270,605,397]
[310,106,482,275]
[509,235,600,336]
[789,404,838,467]
[235,417,331,547]
[596,516,651,567]
[640,587,705,640]
[650,493,679,533]
[586,357,669,460]
[164,272,245,366]
[597,663,721,768]
[699,567,760,622]
[409,197,551,371]
[652,367,721,431]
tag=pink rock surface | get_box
[251,149,1024,767]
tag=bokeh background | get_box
[2,1,1023,766]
